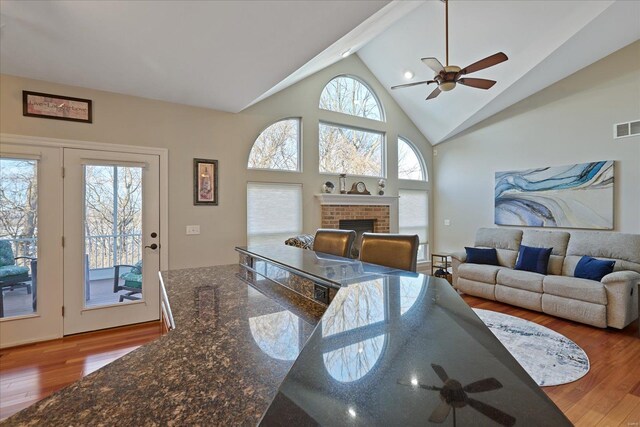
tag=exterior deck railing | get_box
[3,234,142,270]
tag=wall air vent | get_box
[614,120,640,139]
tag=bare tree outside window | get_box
[398,137,427,181]
[319,123,383,177]
[248,118,300,171]
[84,165,142,269]
[0,159,38,265]
[319,76,383,121]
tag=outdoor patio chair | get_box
[0,240,37,317]
[113,260,142,302]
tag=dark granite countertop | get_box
[4,245,571,426]
[2,264,324,426]
[260,271,571,426]
[236,245,571,426]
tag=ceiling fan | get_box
[391,0,508,100]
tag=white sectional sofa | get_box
[452,228,640,329]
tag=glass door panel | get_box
[84,165,144,308]
[0,144,63,348]
[0,158,38,318]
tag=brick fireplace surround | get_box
[321,205,390,232]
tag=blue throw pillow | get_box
[574,256,615,281]
[515,245,552,275]
[465,247,499,266]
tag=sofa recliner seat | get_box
[452,228,640,329]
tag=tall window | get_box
[398,137,427,181]
[319,123,384,177]
[247,182,302,245]
[399,189,428,261]
[319,76,383,121]
[318,75,385,177]
[248,118,301,172]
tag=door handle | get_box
[145,243,158,250]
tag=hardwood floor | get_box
[0,298,638,425]
[0,321,165,420]
[464,295,640,427]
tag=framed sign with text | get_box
[23,90,93,123]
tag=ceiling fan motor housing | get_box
[435,65,460,91]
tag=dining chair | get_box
[360,233,420,272]
[313,229,356,258]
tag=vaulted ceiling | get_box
[0,0,391,112]
[1,1,638,145]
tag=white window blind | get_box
[399,189,428,261]
[247,182,302,246]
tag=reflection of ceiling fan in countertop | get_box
[391,0,508,100]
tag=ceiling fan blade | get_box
[463,378,503,393]
[391,80,435,90]
[431,363,449,382]
[421,57,445,74]
[428,401,451,423]
[458,78,496,90]
[468,398,516,427]
[460,52,508,75]
[426,87,441,100]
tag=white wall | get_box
[433,41,640,253]
[1,54,432,269]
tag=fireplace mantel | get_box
[315,194,399,206]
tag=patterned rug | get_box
[474,308,590,387]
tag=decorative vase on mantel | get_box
[339,174,347,194]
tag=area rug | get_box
[473,308,590,387]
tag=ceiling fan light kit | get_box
[391,0,508,100]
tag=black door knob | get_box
[150,232,158,238]
[145,243,158,250]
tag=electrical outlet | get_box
[314,284,329,304]
[444,219,451,226]
[186,225,200,235]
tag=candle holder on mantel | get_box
[339,174,347,194]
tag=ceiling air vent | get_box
[614,120,640,139]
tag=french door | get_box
[0,144,63,347]
[1,142,162,348]
[63,149,160,335]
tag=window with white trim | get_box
[247,182,302,245]
[318,75,386,177]
[398,137,427,181]
[319,76,383,121]
[399,189,428,261]
[318,122,384,177]
[248,118,301,172]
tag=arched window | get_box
[319,76,383,121]
[318,76,385,178]
[398,137,427,181]
[247,118,301,171]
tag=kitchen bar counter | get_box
[4,245,571,426]
[3,264,324,426]
[240,245,571,426]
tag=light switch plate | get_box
[444,219,451,226]
[186,225,200,235]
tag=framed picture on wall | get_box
[23,90,93,123]
[193,158,218,205]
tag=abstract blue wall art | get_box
[495,161,614,229]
